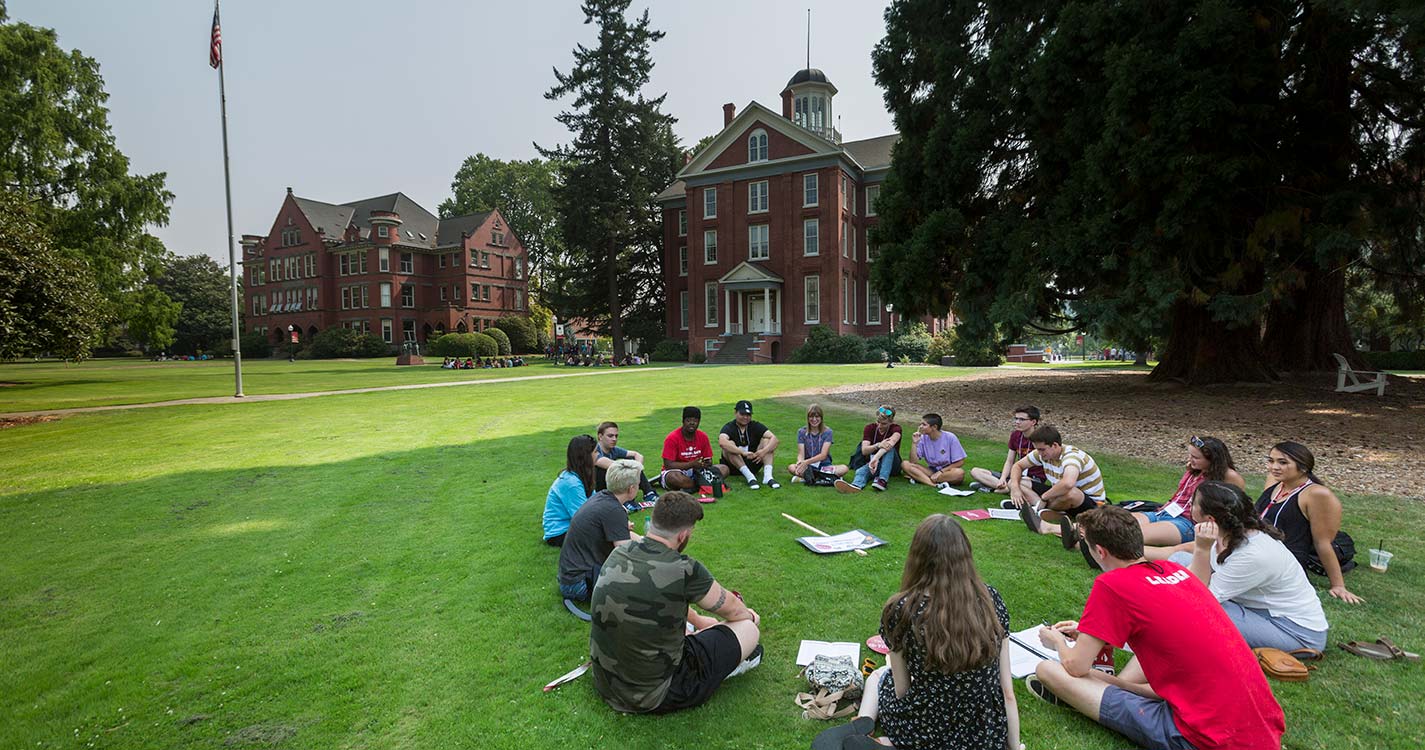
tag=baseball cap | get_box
[735,400,753,415]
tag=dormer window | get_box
[378,225,389,238]
[748,130,768,163]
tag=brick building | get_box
[242,189,530,348]
[656,67,951,363]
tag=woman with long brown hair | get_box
[839,514,1020,749]
[787,403,849,482]
[1254,441,1362,603]
[541,435,597,546]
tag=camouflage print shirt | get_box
[588,536,715,712]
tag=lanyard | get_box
[1262,480,1313,526]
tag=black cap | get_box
[682,406,701,420]
[735,400,753,415]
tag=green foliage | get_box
[953,336,1004,367]
[123,286,180,353]
[650,338,687,362]
[690,351,707,364]
[862,335,893,363]
[1363,351,1425,371]
[307,328,390,359]
[527,297,555,349]
[430,332,497,358]
[485,327,512,356]
[438,155,561,288]
[790,325,869,364]
[493,316,537,353]
[926,328,957,364]
[153,254,235,354]
[890,322,933,363]
[240,330,273,359]
[0,190,105,360]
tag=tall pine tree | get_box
[538,0,680,355]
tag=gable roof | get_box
[843,134,899,171]
[719,261,784,285]
[436,211,491,246]
[340,192,440,246]
[291,196,356,242]
[678,101,840,179]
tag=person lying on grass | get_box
[900,413,968,490]
[1179,481,1329,652]
[1139,436,1246,560]
[968,405,1046,497]
[1028,506,1284,750]
[830,513,1020,750]
[1254,441,1363,604]
[1007,424,1107,539]
[836,405,904,493]
[542,435,596,547]
[717,400,781,490]
[556,459,643,603]
[787,403,849,483]
[590,491,762,714]
[592,420,659,505]
[658,406,730,495]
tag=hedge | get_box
[485,327,512,356]
[1363,350,1425,371]
[307,328,391,358]
[429,332,498,358]
[651,338,689,362]
[493,316,538,353]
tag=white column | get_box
[724,287,731,335]
[763,285,770,333]
[775,287,782,334]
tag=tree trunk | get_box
[1148,299,1277,384]
[607,238,623,357]
[1260,264,1360,371]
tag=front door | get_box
[748,293,768,333]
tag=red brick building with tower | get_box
[656,67,951,363]
[242,189,530,349]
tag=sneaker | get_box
[999,499,1018,510]
[790,475,804,484]
[968,480,985,492]
[1059,517,1080,550]
[766,478,782,489]
[727,644,763,678]
[697,494,718,504]
[1079,538,1102,571]
[907,478,918,485]
[644,490,659,504]
[1018,500,1043,533]
[747,479,761,491]
[935,481,951,490]
[834,479,861,494]
[1024,674,1062,706]
[872,478,888,491]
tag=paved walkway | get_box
[0,366,670,420]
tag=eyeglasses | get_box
[877,407,894,417]
[1189,436,1205,449]
[1012,416,1031,422]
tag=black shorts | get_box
[1066,495,1104,518]
[1029,479,1052,497]
[652,624,744,714]
[723,453,763,474]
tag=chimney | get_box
[684,151,694,165]
[286,186,293,195]
[782,90,793,120]
[723,103,736,126]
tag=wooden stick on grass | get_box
[781,512,869,557]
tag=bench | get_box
[1332,353,1387,396]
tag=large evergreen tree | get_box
[870,0,1423,383]
[537,0,680,355]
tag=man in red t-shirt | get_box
[1028,506,1284,750]
[660,406,730,497]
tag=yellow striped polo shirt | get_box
[1028,445,1107,501]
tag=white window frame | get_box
[748,129,768,162]
[678,209,687,237]
[399,252,412,274]
[841,219,849,257]
[379,282,392,308]
[842,272,850,323]
[703,188,717,219]
[867,282,882,324]
[381,319,393,343]
[748,224,769,261]
[803,173,818,207]
[379,248,389,271]
[378,225,389,238]
[704,282,719,327]
[748,180,768,214]
[679,290,689,330]
[678,246,688,276]
[803,218,819,256]
[804,274,820,324]
[400,284,414,308]
[703,230,718,265]
[866,184,880,217]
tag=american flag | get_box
[209,3,222,69]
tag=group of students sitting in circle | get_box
[440,355,525,369]
[537,400,1361,748]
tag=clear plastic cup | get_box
[1369,548,1394,572]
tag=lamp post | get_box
[287,324,297,362]
[885,304,895,368]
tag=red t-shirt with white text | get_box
[1077,560,1284,750]
[662,429,712,465]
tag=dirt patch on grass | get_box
[0,415,59,429]
[225,723,298,746]
[810,367,1424,499]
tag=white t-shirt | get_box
[1210,531,1328,632]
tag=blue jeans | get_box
[851,457,894,488]
[1221,601,1328,652]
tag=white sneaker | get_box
[728,645,763,678]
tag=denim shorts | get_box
[1099,686,1196,749]
[1143,510,1196,543]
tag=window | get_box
[472,282,480,300]
[748,224,769,261]
[272,258,282,281]
[841,220,849,257]
[703,188,717,219]
[482,285,490,301]
[379,248,390,271]
[867,283,882,324]
[868,241,878,261]
[678,246,688,276]
[440,286,447,301]
[851,279,857,323]
[400,284,414,308]
[481,252,490,268]
[402,319,416,342]
[866,185,881,216]
[703,230,717,264]
[748,180,768,213]
[841,174,849,210]
[851,227,857,261]
[380,282,392,308]
[514,258,523,279]
[679,290,689,330]
[515,290,524,310]
[804,275,820,323]
[803,174,818,207]
[842,273,850,323]
[378,225,389,238]
[747,129,768,162]
[678,209,687,237]
[704,281,718,327]
[252,297,261,316]
[304,254,315,277]
[454,284,461,300]
[381,319,393,342]
[803,219,819,256]
[399,253,413,274]
[341,287,351,310]
[439,253,447,269]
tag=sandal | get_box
[796,689,859,721]
[1339,641,1396,660]
[1288,648,1324,663]
[1376,638,1421,662]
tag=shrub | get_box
[485,327,512,356]
[1363,350,1425,370]
[240,331,273,358]
[651,338,689,362]
[953,337,1003,367]
[307,328,366,358]
[429,332,497,358]
[493,316,537,353]
[691,352,707,364]
[891,323,933,363]
[357,334,391,358]
[790,325,867,364]
[470,332,497,357]
[926,329,957,364]
[862,335,894,363]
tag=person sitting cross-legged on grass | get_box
[830,513,1020,750]
[1255,441,1363,604]
[658,406,730,498]
[787,403,849,483]
[968,405,1046,499]
[1139,436,1245,560]
[836,405,904,493]
[555,459,644,603]
[718,400,781,490]
[590,491,762,714]
[900,413,968,490]
[1028,506,1285,750]
[1007,425,1107,539]
[1180,481,1329,652]
[592,420,660,506]
[541,435,597,547]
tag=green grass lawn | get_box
[1,364,1419,749]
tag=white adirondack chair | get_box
[1333,353,1387,396]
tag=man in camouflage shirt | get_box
[589,491,762,713]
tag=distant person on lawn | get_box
[718,400,781,490]
[590,491,762,714]
[1007,425,1107,540]
[835,405,904,493]
[542,435,596,547]
[900,413,968,489]
[1254,441,1362,604]
[592,421,660,506]
[659,406,730,496]
[1139,436,1246,560]
[556,459,643,603]
[968,405,1046,497]
[1028,506,1285,750]
[787,403,849,483]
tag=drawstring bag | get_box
[796,654,864,720]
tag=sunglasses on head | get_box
[877,407,893,417]
[1190,436,1205,449]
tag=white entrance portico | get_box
[717,262,783,336]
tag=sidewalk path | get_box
[0,366,673,420]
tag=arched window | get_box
[748,130,768,162]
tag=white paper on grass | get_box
[937,485,977,497]
[796,640,861,666]
[987,508,1021,520]
[1006,626,1131,678]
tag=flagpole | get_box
[216,0,244,397]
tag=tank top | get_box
[1255,481,1314,565]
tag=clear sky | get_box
[8,0,897,262]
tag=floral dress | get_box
[878,585,1010,749]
